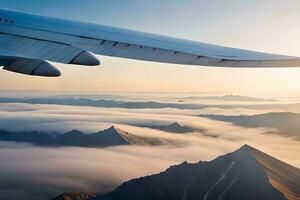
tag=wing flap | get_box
[0,33,85,65]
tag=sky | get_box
[1,0,300,96]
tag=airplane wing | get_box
[1,8,300,77]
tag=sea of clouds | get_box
[0,96,299,200]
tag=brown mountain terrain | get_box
[250,146,300,200]
[51,192,96,200]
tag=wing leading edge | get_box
[1,8,300,77]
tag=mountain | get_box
[201,112,300,140]
[182,95,277,102]
[2,97,300,112]
[0,126,181,147]
[0,130,56,144]
[91,145,300,200]
[55,126,130,147]
[0,127,130,147]
[144,122,204,133]
[51,192,96,200]
[0,97,199,109]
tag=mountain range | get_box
[0,126,180,147]
[201,112,300,140]
[2,97,300,112]
[180,95,277,102]
[140,122,205,133]
[52,145,300,200]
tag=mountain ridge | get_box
[182,95,277,102]
[0,126,181,147]
[247,145,300,200]
[201,112,300,140]
[51,145,300,200]
[140,122,205,134]
[91,144,299,200]
[4,97,300,111]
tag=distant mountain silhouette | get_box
[181,95,277,102]
[50,145,300,200]
[89,145,300,200]
[0,130,56,145]
[201,112,300,140]
[144,122,204,133]
[3,97,300,111]
[0,97,199,109]
[0,126,181,147]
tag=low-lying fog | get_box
[0,95,299,200]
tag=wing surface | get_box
[1,8,300,77]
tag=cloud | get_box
[0,142,219,200]
[0,102,299,200]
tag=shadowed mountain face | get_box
[0,126,180,147]
[142,122,204,134]
[201,112,300,140]
[89,145,300,200]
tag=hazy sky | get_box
[1,0,300,95]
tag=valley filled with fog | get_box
[0,93,299,200]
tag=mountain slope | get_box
[93,145,300,200]
[51,192,96,200]
[250,146,300,200]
